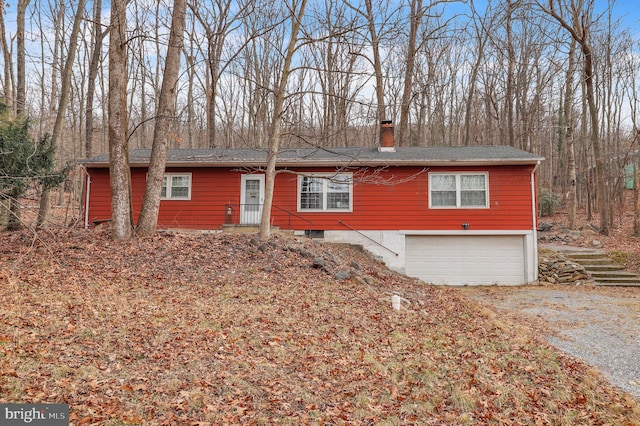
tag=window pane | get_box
[244,178,261,209]
[171,187,189,198]
[161,176,168,198]
[461,175,485,190]
[172,175,189,187]
[301,193,322,209]
[328,192,349,209]
[300,177,323,209]
[431,191,456,206]
[327,176,349,209]
[431,175,455,190]
[461,190,486,206]
[246,180,260,191]
[328,180,349,193]
[300,175,352,211]
[171,175,190,198]
[302,177,323,193]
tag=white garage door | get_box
[405,235,526,285]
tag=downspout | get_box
[530,161,541,281]
[84,172,91,229]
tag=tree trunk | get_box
[260,0,307,239]
[634,154,640,236]
[564,38,577,230]
[16,0,30,116]
[463,3,491,146]
[582,35,608,234]
[137,0,187,236]
[6,189,22,230]
[364,0,386,124]
[108,0,133,240]
[85,0,105,158]
[541,0,608,235]
[0,6,12,104]
[37,0,86,228]
[505,0,516,147]
[397,0,422,146]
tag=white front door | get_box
[240,175,264,224]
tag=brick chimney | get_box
[379,120,395,152]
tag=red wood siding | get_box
[86,165,537,231]
[86,167,241,229]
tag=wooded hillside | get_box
[1,0,639,233]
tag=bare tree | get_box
[345,0,397,125]
[503,0,517,147]
[16,0,31,116]
[108,0,133,240]
[260,0,308,239]
[36,0,87,228]
[137,0,188,236]
[396,0,424,145]
[189,0,253,148]
[308,0,364,147]
[563,38,578,229]
[397,0,451,146]
[540,0,608,234]
[363,0,386,124]
[85,0,106,158]
[0,2,12,103]
[462,1,494,146]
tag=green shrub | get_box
[539,191,561,217]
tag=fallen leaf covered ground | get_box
[1,228,640,425]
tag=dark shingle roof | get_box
[83,146,543,168]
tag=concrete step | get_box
[221,224,260,234]
[570,259,615,266]
[557,250,640,287]
[594,276,640,284]
[591,271,638,278]
[562,252,625,271]
[592,281,640,287]
[564,252,607,260]
[582,264,627,272]
[221,224,296,235]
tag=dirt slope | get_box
[1,229,639,424]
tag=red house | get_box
[83,127,543,286]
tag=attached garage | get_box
[405,234,530,286]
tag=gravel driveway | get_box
[463,286,640,401]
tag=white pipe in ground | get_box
[392,294,401,310]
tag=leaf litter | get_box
[1,228,640,425]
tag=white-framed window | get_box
[161,173,192,200]
[429,172,488,208]
[298,173,352,212]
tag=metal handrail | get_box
[224,203,313,229]
[338,219,399,256]
[273,204,313,228]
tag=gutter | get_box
[83,158,545,169]
[84,172,91,229]
[530,160,541,281]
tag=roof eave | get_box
[84,157,544,169]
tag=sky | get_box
[596,0,640,34]
[0,0,637,38]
